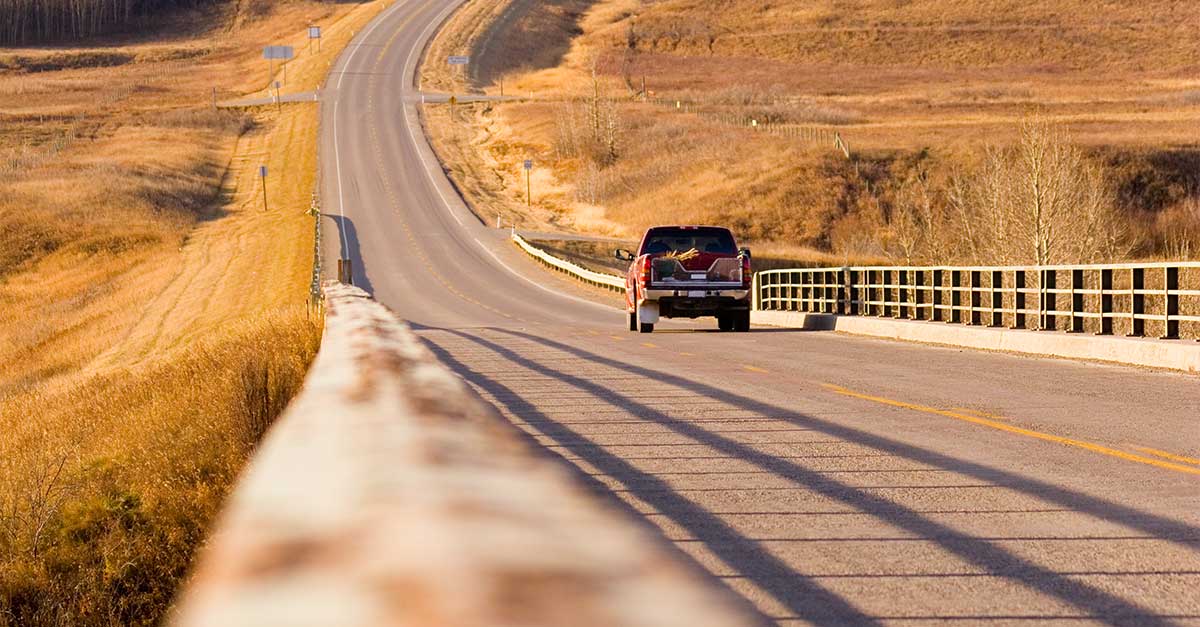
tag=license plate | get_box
[687,290,705,297]
[691,274,706,280]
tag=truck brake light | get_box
[639,256,652,287]
[741,255,752,289]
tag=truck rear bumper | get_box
[640,289,750,319]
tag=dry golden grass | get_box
[424,0,1200,265]
[0,309,320,627]
[0,1,394,624]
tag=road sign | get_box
[274,81,281,89]
[308,26,321,39]
[263,46,295,60]
[259,166,268,177]
[448,55,470,65]
[524,160,533,170]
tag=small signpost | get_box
[449,55,469,83]
[523,159,533,206]
[263,45,295,84]
[274,81,282,112]
[258,165,269,212]
[308,26,322,53]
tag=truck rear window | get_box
[641,228,736,256]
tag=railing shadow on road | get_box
[417,333,862,626]
[418,325,1200,627]
[322,212,375,296]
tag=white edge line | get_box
[475,238,618,312]
[400,1,466,228]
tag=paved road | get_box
[319,1,1200,624]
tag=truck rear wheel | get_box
[717,314,734,332]
[734,309,751,332]
[628,311,637,332]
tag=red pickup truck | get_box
[616,226,752,333]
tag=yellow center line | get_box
[1133,446,1200,467]
[642,342,658,348]
[743,365,769,374]
[679,351,696,357]
[609,335,626,341]
[821,383,1200,477]
[951,407,1009,421]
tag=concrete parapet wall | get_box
[170,282,760,627]
[753,310,1200,373]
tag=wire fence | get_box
[644,97,851,158]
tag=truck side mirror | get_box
[615,248,635,262]
[738,247,751,258]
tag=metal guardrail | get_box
[169,282,760,627]
[756,263,1200,341]
[511,231,625,291]
[307,191,323,312]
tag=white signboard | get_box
[263,46,295,60]
[523,160,533,170]
[308,26,321,39]
[448,55,470,65]
[259,166,268,177]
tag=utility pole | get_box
[524,159,533,206]
[259,165,269,212]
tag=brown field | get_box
[424,0,1200,266]
[0,1,391,624]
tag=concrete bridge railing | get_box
[169,282,759,627]
[756,263,1200,341]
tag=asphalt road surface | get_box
[319,1,1200,624]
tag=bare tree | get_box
[889,168,939,264]
[945,115,1128,265]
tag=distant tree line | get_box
[0,0,214,45]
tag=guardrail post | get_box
[969,270,981,325]
[1070,268,1085,333]
[990,270,1003,327]
[337,258,354,285]
[950,270,962,324]
[849,267,859,314]
[897,270,909,319]
[753,271,762,311]
[1013,270,1026,329]
[1041,268,1057,331]
[836,269,847,314]
[794,271,804,312]
[932,269,943,322]
[1129,267,1145,337]
[1163,266,1180,339]
[822,270,832,313]
[914,270,925,320]
[882,269,893,317]
[1098,268,1113,335]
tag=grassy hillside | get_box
[424,0,1200,264]
[0,1,391,624]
